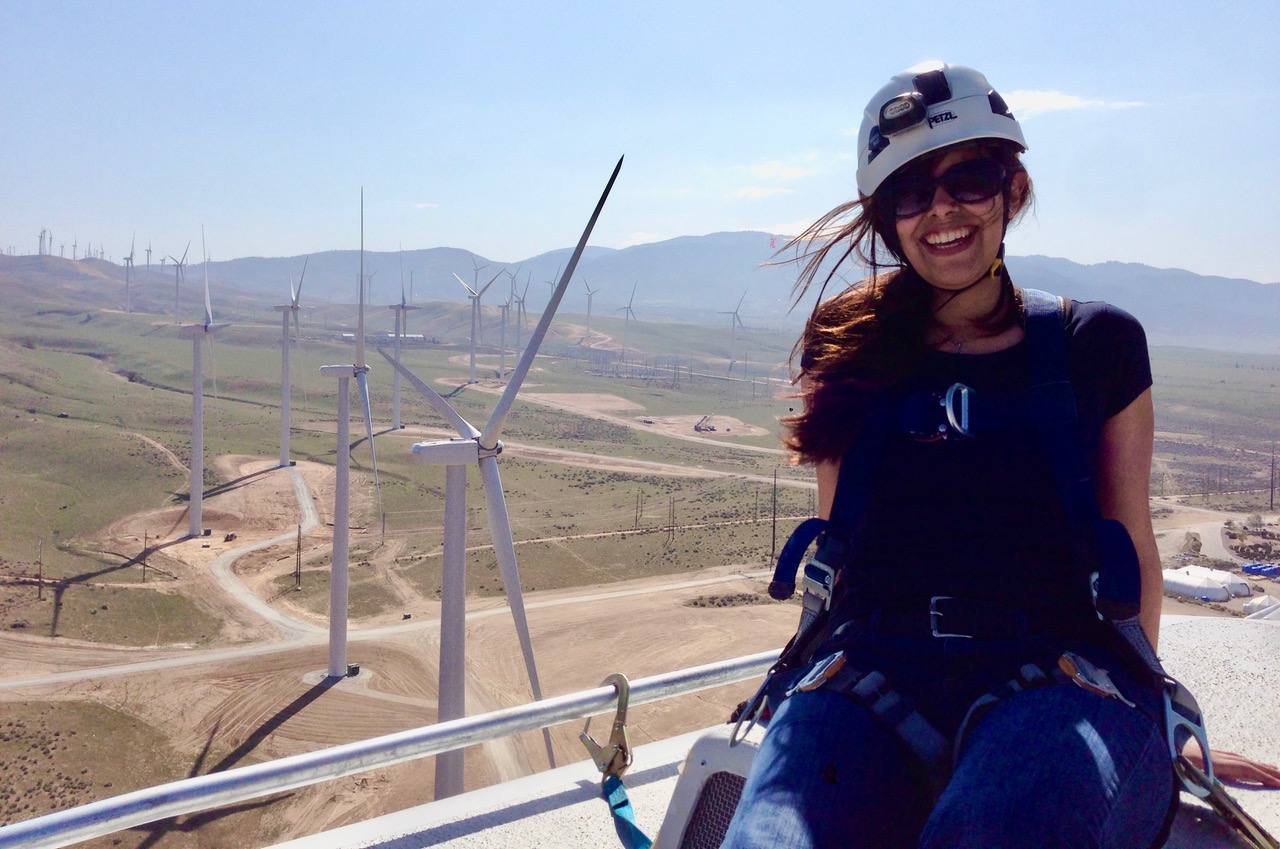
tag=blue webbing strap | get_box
[1021,288,1143,623]
[602,774,653,849]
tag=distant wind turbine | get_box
[720,290,747,372]
[617,281,638,326]
[453,268,502,384]
[388,273,420,428]
[616,281,639,360]
[123,236,135,313]
[381,155,623,799]
[275,257,308,467]
[512,272,531,356]
[582,277,600,343]
[319,191,384,679]
[168,242,191,323]
[178,229,229,539]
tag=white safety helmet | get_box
[856,61,1027,197]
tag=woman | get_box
[721,62,1279,849]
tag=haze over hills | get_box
[3,231,1277,353]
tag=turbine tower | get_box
[319,191,383,679]
[388,275,420,428]
[275,257,308,467]
[178,230,229,539]
[382,155,622,798]
[145,243,152,267]
[720,290,747,372]
[453,268,501,384]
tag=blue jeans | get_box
[721,674,1172,848]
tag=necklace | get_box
[934,332,974,353]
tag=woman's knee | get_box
[921,686,1172,849]
[723,690,932,849]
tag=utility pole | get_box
[1270,442,1275,512]
[771,469,778,561]
[294,524,302,590]
[37,540,43,601]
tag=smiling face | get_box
[891,146,1025,292]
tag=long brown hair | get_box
[781,142,1033,464]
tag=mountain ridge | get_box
[2,232,1276,354]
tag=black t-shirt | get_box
[836,298,1151,621]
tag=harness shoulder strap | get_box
[1021,288,1143,624]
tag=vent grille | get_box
[678,770,746,849]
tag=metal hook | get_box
[580,673,633,780]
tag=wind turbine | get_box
[617,281,638,326]
[319,191,384,679]
[616,281,639,361]
[168,242,191,323]
[178,229,229,539]
[720,290,747,372]
[498,294,514,379]
[275,257,308,467]
[381,155,622,798]
[582,277,600,343]
[512,272,531,353]
[123,236,136,313]
[145,243,152,268]
[453,268,501,384]
[388,273,420,428]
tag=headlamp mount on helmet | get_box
[856,62,1027,198]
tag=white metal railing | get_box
[0,649,779,849]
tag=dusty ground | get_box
[0,404,800,846]
[459,381,774,440]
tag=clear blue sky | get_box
[4,0,1278,283]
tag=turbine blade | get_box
[453,272,478,297]
[479,155,623,448]
[181,242,190,265]
[355,370,384,539]
[294,256,308,306]
[358,191,366,369]
[477,269,503,297]
[479,456,555,766]
[201,227,213,327]
[377,349,477,438]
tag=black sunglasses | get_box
[880,158,1007,220]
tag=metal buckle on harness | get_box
[1163,682,1213,798]
[930,596,973,639]
[941,383,974,438]
[801,558,837,611]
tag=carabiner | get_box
[580,673,633,780]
